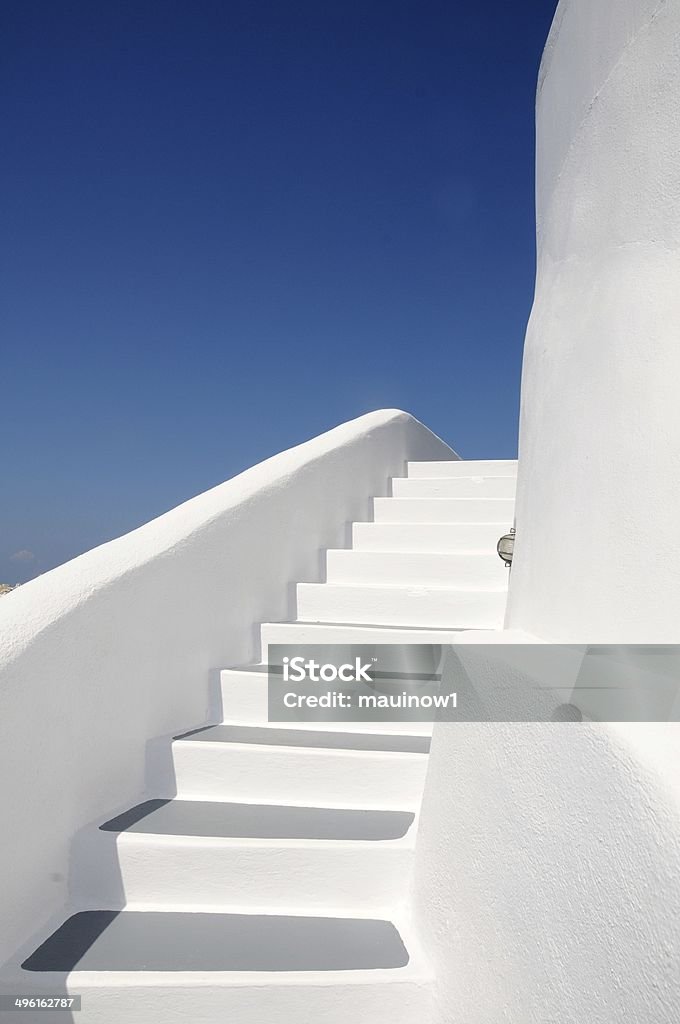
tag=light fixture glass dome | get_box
[497,528,515,567]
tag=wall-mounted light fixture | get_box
[497,528,515,568]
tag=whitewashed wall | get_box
[413,708,680,1024]
[0,410,454,966]
[507,0,680,642]
[412,4,680,1021]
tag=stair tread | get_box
[100,799,415,841]
[380,496,513,502]
[327,549,497,558]
[224,663,441,683]
[402,474,516,479]
[409,460,517,464]
[299,581,507,593]
[174,724,430,754]
[22,911,409,973]
[265,620,467,631]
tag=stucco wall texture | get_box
[508,0,680,642]
[412,4,680,1022]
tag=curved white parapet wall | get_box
[0,409,454,966]
[507,0,680,642]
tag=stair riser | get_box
[392,477,516,499]
[373,498,515,524]
[326,550,509,588]
[74,832,413,914]
[352,522,508,553]
[296,584,507,630]
[1,973,431,1024]
[260,622,468,655]
[168,742,428,809]
[408,459,517,478]
[221,671,433,735]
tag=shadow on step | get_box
[99,798,415,841]
[23,912,409,972]
[173,723,430,754]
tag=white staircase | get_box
[7,459,516,1024]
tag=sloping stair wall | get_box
[2,458,516,1024]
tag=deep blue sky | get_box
[2,0,557,582]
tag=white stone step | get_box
[9,914,430,1024]
[296,582,506,630]
[326,549,508,588]
[408,459,517,478]
[220,667,433,734]
[167,726,429,809]
[352,521,507,553]
[74,800,416,914]
[392,476,516,499]
[3,969,430,1024]
[373,497,515,524]
[260,620,470,655]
